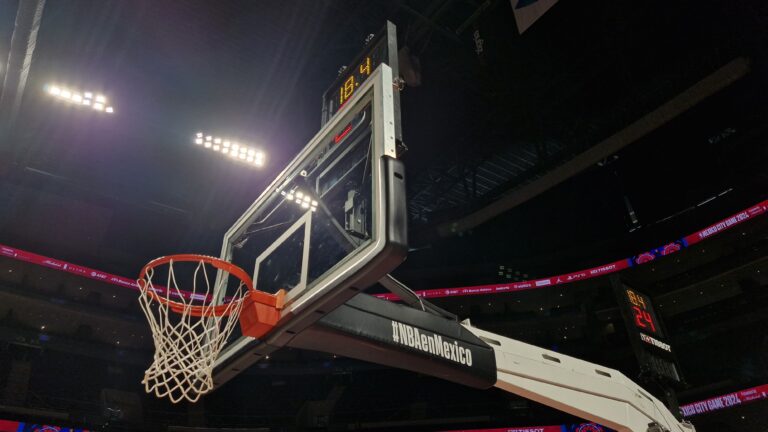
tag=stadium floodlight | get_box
[45,84,116,114]
[280,189,317,211]
[193,132,265,167]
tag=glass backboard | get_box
[213,64,406,385]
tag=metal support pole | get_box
[0,0,46,151]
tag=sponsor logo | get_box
[391,320,473,366]
[90,271,108,280]
[589,264,616,276]
[109,277,139,288]
[639,333,672,352]
[1,246,15,256]
[534,279,551,287]
[566,272,587,281]
[42,259,63,268]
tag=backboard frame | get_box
[212,64,406,385]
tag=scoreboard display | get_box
[613,281,681,384]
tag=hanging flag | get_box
[511,0,559,34]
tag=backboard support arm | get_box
[287,293,695,432]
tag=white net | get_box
[138,258,247,403]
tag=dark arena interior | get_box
[1,1,768,431]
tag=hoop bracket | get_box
[239,289,286,338]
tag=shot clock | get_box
[611,278,681,383]
[624,288,662,337]
[338,57,372,108]
[321,21,401,141]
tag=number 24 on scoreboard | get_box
[626,289,659,334]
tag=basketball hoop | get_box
[137,254,284,403]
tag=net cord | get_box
[138,259,247,403]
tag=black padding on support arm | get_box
[288,293,497,389]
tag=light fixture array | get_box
[194,132,264,167]
[280,189,317,212]
[46,84,114,113]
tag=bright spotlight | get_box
[282,188,317,212]
[45,84,115,114]
[194,132,265,168]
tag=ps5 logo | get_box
[391,320,473,366]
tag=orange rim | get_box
[138,254,254,317]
